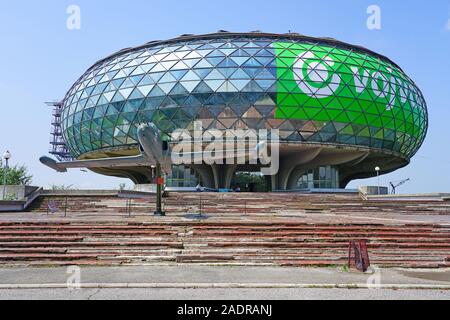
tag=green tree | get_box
[49,184,77,190]
[232,172,269,192]
[0,159,33,185]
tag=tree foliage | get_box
[232,172,269,192]
[49,184,77,190]
[0,159,33,185]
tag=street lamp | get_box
[153,162,165,216]
[2,150,11,200]
[375,166,380,195]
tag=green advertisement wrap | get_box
[273,42,427,156]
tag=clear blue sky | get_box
[0,0,449,193]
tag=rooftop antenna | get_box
[389,178,410,194]
[44,101,73,161]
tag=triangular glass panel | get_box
[119,78,135,89]
[139,75,155,86]
[148,85,165,97]
[137,84,154,97]
[230,68,251,79]
[129,88,144,100]
[149,72,165,82]
[194,59,213,68]
[159,72,176,83]
[113,70,127,79]
[242,58,263,67]
[181,70,201,81]
[102,91,115,103]
[217,81,238,93]
[194,68,212,79]
[159,82,176,94]
[170,69,188,80]
[183,95,203,107]
[204,79,225,91]
[129,75,144,85]
[119,88,134,99]
[169,83,189,96]
[111,91,125,103]
[184,58,201,68]
[230,79,250,91]
[193,81,214,94]
[217,67,237,78]
[159,96,178,109]
[206,50,226,57]
[180,80,200,92]
[217,58,239,68]
[242,80,264,92]
[230,56,249,66]
[204,69,225,80]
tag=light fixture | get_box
[375,166,381,195]
[3,150,11,160]
[2,150,11,200]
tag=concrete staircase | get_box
[0,192,447,267]
[0,221,449,268]
[26,192,450,218]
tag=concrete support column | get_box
[286,168,308,190]
[191,165,215,189]
[271,175,277,191]
[264,175,273,192]
[211,164,237,189]
[275,148,323,190]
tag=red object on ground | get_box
[348,239,370,272]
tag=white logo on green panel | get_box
[273,42,426,140]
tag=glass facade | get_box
[165,165,199,187]
[59,34,428,164]
[296,166,339,189]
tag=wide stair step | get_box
[0,220,448,268]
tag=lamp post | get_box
[2,150,11,200]
[152,164,165,216]
[375,166,380,195]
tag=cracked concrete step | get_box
[185,236,450,243]
[0,241,184,248]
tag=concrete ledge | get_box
[367,193,450,201]
[0,200,26,212]
[41,189,119,197]
[0,282,449,290]
[273,188,359,194]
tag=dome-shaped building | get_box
[45,32,428,190]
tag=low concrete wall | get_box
[133,184,157,193]
[0,200,26,212]
[275,188,359,194]
[359,186,388,195]
[41,189,119,197]
[367,193,450,201]
[0,185,39,200]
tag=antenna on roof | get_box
[44,101,62,107]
